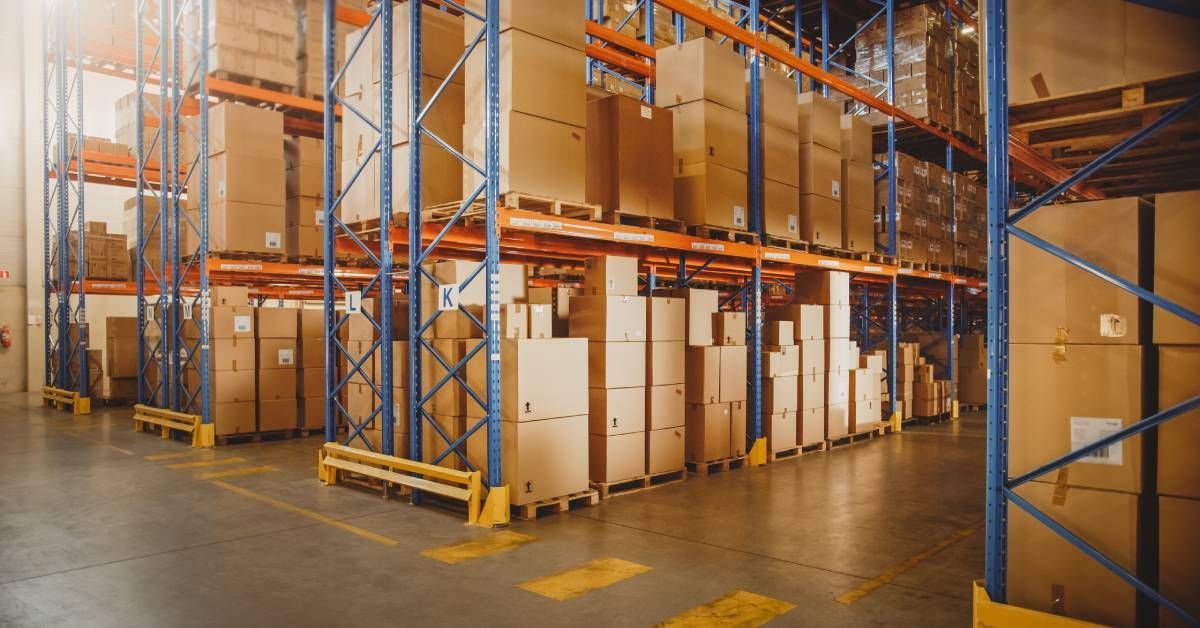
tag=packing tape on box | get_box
[1053,327,1070,345]
[1052,468,1070,506]
[1052,344,1067,364]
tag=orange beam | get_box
[946,0,978,31]
[337,6,372,27]
[586,43,655,80]
[586,21,658,58]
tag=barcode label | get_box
[1069,417,1123,466]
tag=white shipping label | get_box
[787,214,798,233]
[314,210,325,226]
[733,205,746,228]
[265,232,282,249]
[218,181,227,198]
[831,180,841,199]
[532,305,545,313]
[640,105,653,119]
[1069,417,1124,466]
[278,348,294,366]
[233,315,252,333]
[1100,314,1127,338]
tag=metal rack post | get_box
[746,0,764,455]
[884,0,900,427]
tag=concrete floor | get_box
[0,392,985,627]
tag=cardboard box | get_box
[465,0,583,51]
[765,321,793,346]
[1007,482,1136,627]
[463,111,585,204]
[431,260,528,308]
[465,338,588,421]
[213,401,255,436]
[766,411,798,452]
[824,304,851,339]
[1158,346,1200,500]
[665,288,718,346]
[656,37,747,111]
[795,270,851,306]
[297,336,322,370]
[760,66,800,133]
[1010,343,1142,493]
[763,124,799,186]
[199,306,254,340]
[300,367,323,394]
[764,179,800,239]
[647,297,686,342]
[685,346,720,404]
[674,161,749,231]
[589,341,647,389]
[585,94,675,219]
[763,375,799,414]
[798,339,825,377]
[849,399,880,433]
[843,207,875,252]
[588,387,646,436]
[498,415,589,507]
[798,406,823,446]
[712,312,746,346]
[569,295,647,342]
[1154,190,1200,344]
[257,398,296,432]
[826,338,852,373]
[200,369,256,404]
[762,345,800,378]
[648,341,685,386]
[840,113,873,162]
[826,402,850,439]
[257,339,298,369]
[464,29,586,127]
[105,337,138,378]
[798,143,842,201]
[590,432,646,483]
[208,338,256,372]
[1160,495,1200,628]
[731,400,747,456]
[798,193,843,247]
[647,383,685,430]
[205,102,284,158]
[768,304,824,342]
[827,369,850,407]
[647,426,686,474]
[797,91,842,150]
[842,159,874,214]
[719,345,747,403]
[208,286,247,307]
[255,307,298,339]
[583,255,639,297]
[527,303,553,339]
[370,341,410,388]
[527,286,579,338]
[686,402,731,462]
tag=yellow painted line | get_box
[518,557,651,601]
[167,457,247,469]
[194,465,277,480]
[834,523,982,605]
[210,480,399,546]
[55,429,136,455]
[659,590,796,627]
[145,451,210,461]
[420,530,536,565]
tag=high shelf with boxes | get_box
[979,1,1200,627]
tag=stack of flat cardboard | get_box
[952,173,988,272]
[796,270,855,438]
[66,222,129,281]
[854,4,954,130]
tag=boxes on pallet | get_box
[762,121,799,187]
[712,312,745,346]
[1160,496,1200,628]
[464,30,585,127]
[673,161,749,231]
[463,113,585,205]
[647,341,685,386]
[685,346,719,405]
[686,402,731,463]
[583,255,639,296]
[718,346,747,403]
[647,296,686,342]
[589,342,646,389]
[1155,190,1200,344]
[586,94,675,219]
[655,37,746,112]
[104,316,138,380]
[797,91,842,150]
[647,425,685,475]
[762,345,799,378]
[764,320,793,346]
[647,383,685,430]
[665,288,718,346]
[527,286,579,338]
[764,179,801,240]
[569,295,646,342]
[731,400,748,457]
[768,303,824,342]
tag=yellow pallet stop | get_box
[890,411,903,432]
[748,437,768,466]
[42,386,91,415]
[971,581,1101,627]
[132,404,214,448]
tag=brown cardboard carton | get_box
[209,338,256,372]
[826,402,850,439]
[257,339,298,370]
[464,0,583,51]
[1010,197,1143,345]
[258,398,296,433]
[569,295,647,342]
[730,400,748,456]
[764,179,800,239]
[798,339,825,377]
[849,399,880,432]
[762,345,799,378]
[589,387,646,436]
[673,161,749,231]
[201,369,256,404]
[1160,495,1200,628]
[370,341,410,389]
[647,426,686,474]
[1158,346,1200,500]
[763,124,799,186]
[843,207,875,252]
[463,111,585,204]
[647,296,686,342]
[299,397,324,430]
[589,432,646,483]
[840,113,873,162]
[431,260,528,307]
[719,346,747,403]
[827,369,850,407]
[1154,190,1200,344]
[685,346,720,404]
[826,338,852,373]
[798,193,842,247]
[765,321,793,346]
[1007,482,1136,627]
[527,303,553,339]
[527,286,579,338]
[763,375,799,414]
[849,368,875,402]
[465,338,588,421]
[589,341,647,389]
[464,29,586,127]
[665,288,718,346]
[501,415,589,507]
[824,304,851,339]
[794,270,851,305]
[300,367,323,394]
[298,336,324,369]
[286,225,322,258]
[686,402,730,462]
[647,383,685,430]
[712,312,746,346]
[105,337,138,377]
[255,307,298,339]
[204,306,255,340]
[211,286,249,307]
[213,401,255,436]
[648,341,685,386]
[797,92,842,150]
[656,37,747,111]
[798,143,842,200]
[798,406,824,445]
[761,67,800,133]
[205,102,284,158]
[208,151,286,208]
[766,411,798,452]
[841,159,874,213]
[585,94,675,219]
[1010,343,1142,493]
[583,255,639,297]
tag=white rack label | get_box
[345,290,362,314]
[898,268,914,275]
[817,259,840,268]
[763,251,789,261]
[438,284,460,312]
[691,242,724,252]
[1070,417,1123,466]
[928,272,942,279]
[510,217,563,230]
[614,231,654,243]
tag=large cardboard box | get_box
[208,150,286,208]
[431,260,528,308]
[794,270,851,306]
[569,295,647,342]
[1008,482,1137,627]
[204,102,284,158]
[258,399,296,433]
[765,321,792,345]
[648,341,685,386]
[464,29,585,127]
[656,37,747,111]
[843,207,875,252]
[1154,190,1200,344]
[762,345,799,378]
[585,94,675,219]
[849,399,880,433]
[209,338,256,372]
[583,255,639,297]
[769,304,824,342]
[501,415,590,507]
[763,124,800,186]
[763,375,799,414]
[1158,346,1200,500]
[1010,343,1142,493]
[1160,495,1200,628]
[647,296,686,342]
[464,0,583,51]
[258,339,298,369]
[842,160,874,214]
[712,312,746,346]
[849,368,875,402]
[826,338,852,373]
[798,193,843,247]
[589,341,647,389]
[588,386,646,436]
[665,288,718,346]
[647,426,686,474]
[213,401,255,436]
[798,406,824,446]
[719,346,747,403]
[824,304,851,339]
[686,402,731,462]
[590,432,646,483]
[674,161,749,231]
[186,203,285,255]
[766,411,798,452]
[827,370,850,406]
[764,179,800,239]
[463,111,585,204]
[826,402,850,439]
[798,339,825,377]
[798,143,842,201]
[761,68,800,133]
[797,91,842,150]
[465,338,588,421]
[255,307,298,339]
[647,383,685,430]
[731,401,747,456]
[685,346,720,404]
[1010,197,1143,345]
[840,113,873,162]
[528,304,553,339]
[105,337,138,378]
[196,369,255,404]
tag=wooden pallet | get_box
[686,224,758,244]
[685,455,747,476]
[812,245,857,260]
[960,404,986,413]
[512,489,600,521]
[767,441,827,462]
[591,468,687,499]
[602,211,685,233]
[211,249,289,263]
[826,422,888,449]
[861,252,899,265]
[927,263,953,273]
[211,70,297,95]
[761,234,809,251]
[503,192,602,221]
[214,428,297,447]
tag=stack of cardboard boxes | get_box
[854,351,885,431]
[893,342,917,420]
[284,136,331,258]
[839,115,876,253]
[298,309,324,431]
[800,271,854,438]
[762,320,800,453]
[187,0,298,89]
[114,91,161,160]
[674,287,748,464]
[953,29,985,147]
[189,286,256,436]
[646,294,687,476]
[854,4,954,131]
[957,333,986,406]
[875,152,951,267]
[585,94,674,220]
[759,68,801,241]
[122,196,160,275]
[103,317,139,400]
[463,1,585,205]
[67,222,130,281]
[657,38,749,232]
[797,93,844,247]
[293,0,365,97]
[256,307,298,433]
[952,173,988,272]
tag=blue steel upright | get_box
[884,0,899,425]
[746,0,763,447]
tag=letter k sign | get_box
[438,284,460,312]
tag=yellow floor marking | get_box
[55,429,136,455]
[518,557,651,601]
[167,457,247,469]
[194,465,277,480]
[658,590,796,627]
[420,530,536,565]
[834,523,982,605]
[210,480,399,546]
[145,451,211,461]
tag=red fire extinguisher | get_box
[0,325,12,348]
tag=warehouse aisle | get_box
[0,393,983,627]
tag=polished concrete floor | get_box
[0,393,985,627]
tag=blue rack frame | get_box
[984,0,1200,623]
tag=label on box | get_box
[640,105,652,119]
[831,180,841,198]
[532,304,544,313]
[1069,417,1123,466]
[1099,314,1126,338]
[733,205,746,228]
[787,214,797,234]
[315,210,325,226]
[218,181,227,198]
[278,348,294,366]
[265,232,281,249]
[233,315,252,333]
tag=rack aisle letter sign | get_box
[439,284,460,312]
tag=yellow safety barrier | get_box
[132,404,214,448]
[890,411,903,432]
[747,437,768,466]
[42,386,91,415]
[971,581,1100,627]
[318,442,499,526]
